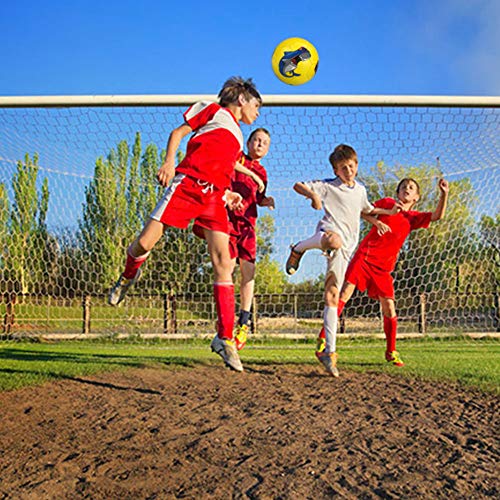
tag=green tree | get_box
[1,154,50,294]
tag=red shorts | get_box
[344,252,394,300]
[151,174,229,234]
[229,219,257,263]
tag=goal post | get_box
[0,94,499,340]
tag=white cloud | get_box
[413,0,500,94]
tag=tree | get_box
[0,154,51,294]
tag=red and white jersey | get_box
[176,101,243,190]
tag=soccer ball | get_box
[271,37,319,85]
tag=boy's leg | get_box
[109,219,165,306]
[205,229,243,372]
[206,229,235,339]
[316,280,355,351]
[286,230,326,275]
[239,260,255,322]
[316,273,340,377]
[235,260,255,350]
[380,297,404,366]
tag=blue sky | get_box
[0,0,499,97]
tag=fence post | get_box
[252,295,258,335]
[170,293,177,335]
[494,292,499,333]
[294,294,298,334]
[82,295,91,334]
[418,293,427,335]
[3,293,17,335]
[339,312,346,334]
[163,293,169,335]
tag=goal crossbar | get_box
[0,94,499,108]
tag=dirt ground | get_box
[0,363,498,499]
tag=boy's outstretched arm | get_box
[431,179,449,221]
[157,124,192,187]
[293,182,322,210]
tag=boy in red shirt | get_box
[316,177,449,366]
[108,77,262,373]
[228,128,275,350]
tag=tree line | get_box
[0,133,498,318]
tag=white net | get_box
[0,97,498,339]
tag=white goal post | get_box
[0,94,499,339]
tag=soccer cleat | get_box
[234,324,249,351]
[385,350,404,367]
[317,352,339,377]
[210,335,244,372]
[285,245,304,275]
[108,268,142,306]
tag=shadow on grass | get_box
[0,368,162,394]
[0,348,199,368]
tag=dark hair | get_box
[218,77,262,107]
[328,144,358,168]
[396,178,421,195]
[248,127,271,142]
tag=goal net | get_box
[0,95,499,340]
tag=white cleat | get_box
[317,352,340,377]
[108,268,142,306]
[210,335,244,372]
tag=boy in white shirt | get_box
[286,144,401,376]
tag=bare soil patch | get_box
[0,364,498,499]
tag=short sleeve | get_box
[304,179,328,199]
[408,211,432,230]
[360,186,375,213]
[183,101,219,131]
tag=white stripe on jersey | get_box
[150,173,185,222]
[188,102,243,150]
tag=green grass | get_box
[0,337,498,394]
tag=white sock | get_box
[323,306,338,354]
[294,231,324,253]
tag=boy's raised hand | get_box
[438,179,449,193]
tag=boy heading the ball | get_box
[109,77,262,372]
[286,144,401,376]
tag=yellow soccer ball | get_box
[271,37,319,85]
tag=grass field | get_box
[0,336,498,394]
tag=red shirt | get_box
[229,154,268,228]
[357,197,432,272]
[176,101,243,190]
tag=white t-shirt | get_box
[304,177,374,256]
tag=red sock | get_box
[384,316,398,352]
[214,282,235,340]
[338,299,346,317]
[123,248,148,279]
[318,300,345,340]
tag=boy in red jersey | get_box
[229,128,275,350]
[108,77,262,372]
[316,177,449,366]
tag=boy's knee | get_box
[322,232,342,250]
